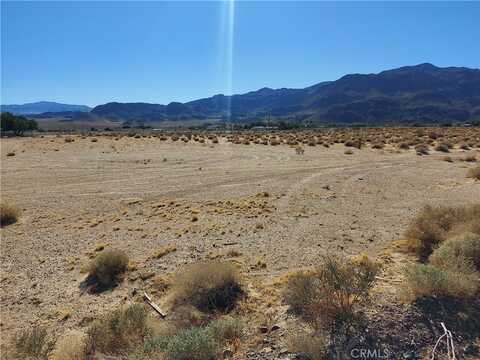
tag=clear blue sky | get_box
[1,1,479,107]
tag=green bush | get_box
[87,304,149,355]
[173,262,244,313]
[88,249,129,290]
[1,112,38,136]
[404,264,478,300]
[429,233,480,273]
[405,204,480,259]
[165,326,219,360]
[283,255,378,335]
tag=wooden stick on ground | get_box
[143,292,167,318]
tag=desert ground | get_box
[1,128,480,359]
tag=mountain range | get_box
[0,101,91,115]
[3,64,480,125]
[90,63,480,125]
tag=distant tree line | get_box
[0,112,38,136]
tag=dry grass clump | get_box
[152,244,177,259]
[467,165,480,180]
[283,255,378,334]
[371,142,384,149]
[405,204,480,260]
[0,202,20,227]
[289,332,328,360]
[14,327,56,360]
[173,262,244,313]
[86,249,129,291]
[51,330,87,360]
[462,155,477,162]
[87,304,149,355]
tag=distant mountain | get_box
[90,64,480,124]
[19,64,480,124]
[1,101,91,115]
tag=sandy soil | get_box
[1,134,479,348]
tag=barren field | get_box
[1,129,480,358]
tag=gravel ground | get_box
[1,134,479,350]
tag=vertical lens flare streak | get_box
[226,0,235,122]
[218,0,235,123]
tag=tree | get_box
[0,112,38,136]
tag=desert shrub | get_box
[463,155,477,162]
[164,326,219,360]
[398,142,410,150]
[87,249,129,290]
[404,264,478,300]
[173,262,244,313]
[289,332,328,360]
[415,144,429,155]
[467,165,480,180]
[442,156,453,162]
[429,232,480,273]
[0,202,20,227]
[459,143,470,150]
[168,305,209,329]
[344,149,353,155]
[14,327,55,360]
[283,255,378,336]
[435,143,450,152]
[86,304,149,355]
[405,204,480,259]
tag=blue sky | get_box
[1,1,479,107]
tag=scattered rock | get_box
[259,325,269,334]
[270,324,280,332]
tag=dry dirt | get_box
[1,134,480,353]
